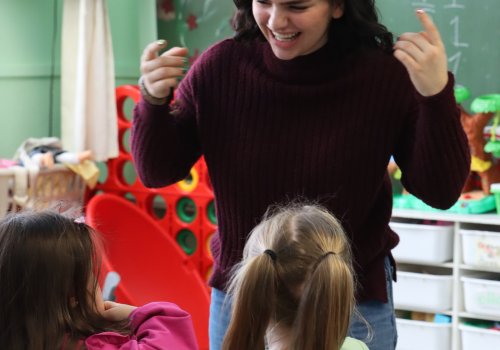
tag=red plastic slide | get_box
[86,193,210,350]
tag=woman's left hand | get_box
[393,9,448,96]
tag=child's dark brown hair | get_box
[0,210,128,350]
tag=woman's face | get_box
[252,0,344,60]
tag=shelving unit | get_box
[391,209,500,350]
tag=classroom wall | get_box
[0,0,156,158]
[1,0,498,158]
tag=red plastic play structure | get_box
[86,194,210,348]
[85,85,216,350]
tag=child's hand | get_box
[140,39,189,99]
[393,10,448,96]
[101,301,137,322]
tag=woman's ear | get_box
[332,1,344,19]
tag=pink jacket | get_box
[85,302,199,350]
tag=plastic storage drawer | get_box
[394,271,453,311]
[460,229,500,269]
[396,318,451,350]
[390,222,454,263]
[460,324,500,349]
[461,275,500,317]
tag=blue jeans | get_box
[348,257,398,350]
[208,257,397,350]
[209,288,233,350]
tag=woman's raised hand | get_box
[140,40,189,99]
[393,10,448,97]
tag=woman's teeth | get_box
[272,32,299,41]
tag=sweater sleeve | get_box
[131,75,201,188]
[85,302,199,350]
[394,72,470,209]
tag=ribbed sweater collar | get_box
[259,38,349,84]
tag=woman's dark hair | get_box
[232,0,393,52]
[0,211,128,350]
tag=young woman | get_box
[0,211,198,350]
[222,204,368,350]
[131,1,470,349]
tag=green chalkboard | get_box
[377,0,500,110]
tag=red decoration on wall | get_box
[187,14,198,30]
[157,0,175,21]
[161,0,174,13]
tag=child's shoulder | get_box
[341,336,369,350]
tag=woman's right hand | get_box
[140,40,189,99]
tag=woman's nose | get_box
[268,7,288,30]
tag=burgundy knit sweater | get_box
[131,38,470,302]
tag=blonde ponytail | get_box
[293,253,355,350]
[222,253,278,350]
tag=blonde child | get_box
[222,204,369,350]
[0,211,198,350]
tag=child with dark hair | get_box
[0,211,198,350]
[223,204,368,350]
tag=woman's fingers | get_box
[393,10,448,96]
[139,40,189,99]
[141,39,168,63]
[393,34,427,64]
[141,55,185,75]
[416,9,442,45]
[147,66,184,83]
[161,46,189,60]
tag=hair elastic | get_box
[321,251,335,260]
[263,249,277,262]
[313,251,336,270]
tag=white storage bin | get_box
[461,275,500,317]
[460,229,500,269]
[396,318,451,350]
[390,222,454,263]
[460,324,500,349]
[394,271,453,311]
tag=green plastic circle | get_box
[150,195,167,219]
[176,229,197,255]
[207,200,217,225]
[471,94,500,114]
[176,197,197,223]
[454,86,470,104]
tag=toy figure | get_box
[14,137,93,169]
[456,89,500,195]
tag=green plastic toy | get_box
[454,85,471,104]
[472,94,500,157]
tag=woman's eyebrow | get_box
[282,0,310,5]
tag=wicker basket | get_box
[0,165,86,218]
